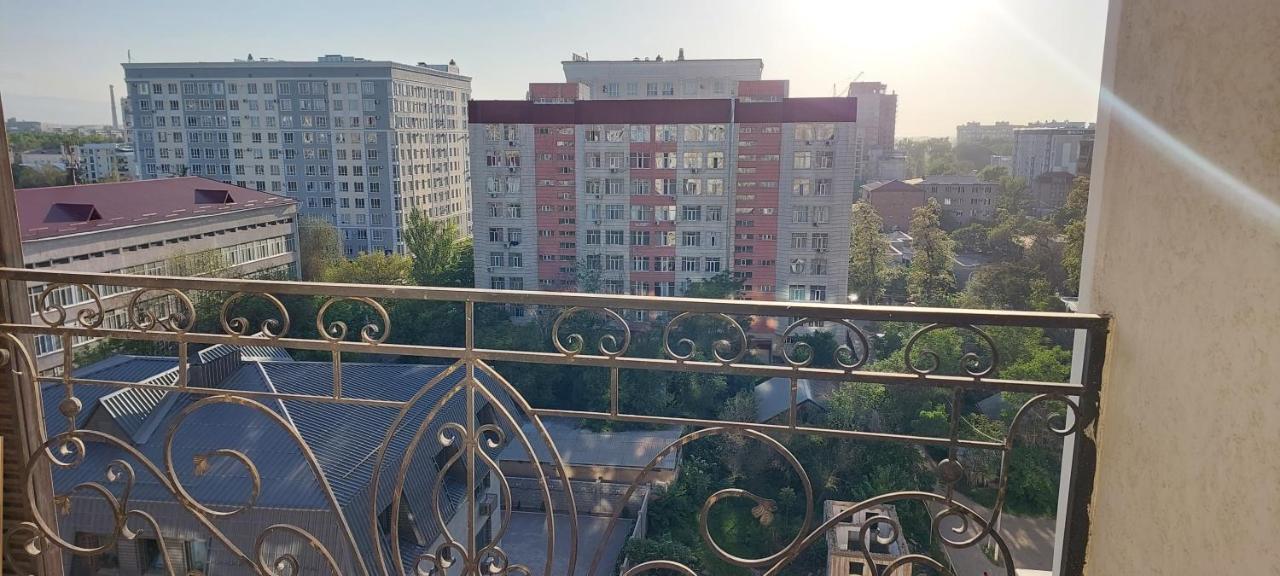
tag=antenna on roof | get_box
[127,49,132,63]
[247,53,254,61]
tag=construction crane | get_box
[832,72,865,97]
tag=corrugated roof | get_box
[498,417,681,470]
[754,377,827,423]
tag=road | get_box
[926,491,1056,575]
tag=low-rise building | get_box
[17,177,298,373]
[917,175,999,227]
[1012,126,1095,182]
[860,179,925,232]
[824,500,912,576]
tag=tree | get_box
[1062,219,1086,295]
[957,263,1061,311]
[978,165,1009,183]
[848,202,889,305]
[321,252,413,285]
[297,218,342,281]
[574,258,602,293]
[12,164,68,188]
[683,271,743,299]
[907,199,956,305]
[996,175,1031,215]
[953,142,994,170]
[403,210,472,287]
[1053,176,1091,227]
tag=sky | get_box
[0,0,1109,138]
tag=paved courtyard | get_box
[500,511,635,576]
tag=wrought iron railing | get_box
[0,267,1109,576]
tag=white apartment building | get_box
[1012,126,1096,182]
[123,55,472,256]
[562,52,764,100]
[72,142,135,182]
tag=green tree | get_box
[957,263,1061,311]
[978,165,1009,183]
[12,164,68,188]
[848,202,889,304]
[996,175,1031,215]
[1053,176,1091,227]
[403,210,472,287]
[1062,219,1086,295]
[574,258,603,293]
[684,271,744,299]
[297,218,342,281]
[906,199,956,305]
[322,252,413,285]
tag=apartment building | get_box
[917,175,999,227]
[1012,126,1095,182]
[122,54,471,256]
[956,121,1020,146]
[470,79,858,305]
[16,177,298,373]
[824,500,912,576]
[848,82,899,183]
[561,51,764,100]
[72,142,135,182]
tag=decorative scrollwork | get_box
[661,312,748,364]
[254,524,343,575]
[779,318,871,370]
[36,283,104,328]
[551,306,631,358]
[903,323,999,378]
[220,292,291,338]
[127,288,196,332]
[316,296,389,344]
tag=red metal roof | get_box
[469,97,856,125]
[17,177,295,242]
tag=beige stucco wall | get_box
[1081,0,1280,573]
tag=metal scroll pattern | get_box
[0,276,1100,576]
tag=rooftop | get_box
[16,176,294,242]
[469,97,857,125]
[498,417,683,470]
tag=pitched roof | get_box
[17,177,295,241]
[754,377,828,423]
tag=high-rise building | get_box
[846,82,899,184]
[469,79,858,305]
[562,51,764,100]
[72,142,135,182]
[1012,126,1095,182]
[122,55,472,256]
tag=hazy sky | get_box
[0,0,1108,138]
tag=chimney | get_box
[678,48,685,61]
[109,85,119,129]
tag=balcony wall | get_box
[1082,0,1280,573]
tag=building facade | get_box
[917,175,999,227]
[469,81,858,305]
[562,53,764,100]
[122,55,472,256]
[16,177,298,373]
[1012,126,1095,182]
[848,82,898,183]
[956,121,1020,146]
[72,142,135,182]
[1031,170,1077,216]
[860,179,925,232]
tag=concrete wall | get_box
[1080,0,1280,573]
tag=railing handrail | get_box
[0,267,1108,329]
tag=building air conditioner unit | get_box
[508,140,518,146]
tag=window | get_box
[683,152,703,169]
[629,125,649,142]
[813,233,829,250]
[631,256,650,271]
[707,152,725,169]
[490,252,506,268]
[606,204,625,220]
[630,230,651,245]
[682,205,702,221]
[791,259,807,274]
[681,257,700,272]
[630,179,651,195]
[491,277,507,290]
[707,124,726,141]
[656,152,677,169]
[789,285,806,301]
[707,206,723,221]
[488,228,505,243]
[629,152,650,169]
[794,124,815,140]
[585,230,601,245]
[794,179,812,196]
[682,231,701,247]
[656,125,677,142]
[683,125,704,141]
[606,255,624,271]
[810,285,827,301]
[606,230,625,245]
[791,233,810,249]
[706,179,725,195]
[816,179,832,196]
[705,257,722,273]
[656,178,677,196]
[816,151,835,169]
[812,258,828,275]
[794,151,813,169]
[655,257,675,272]
[683,179,702,195]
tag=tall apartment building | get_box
[16,177,298,373]
[561,52,764,100]
[122,55,472,256]
[1012,126,1095,182]
[469,79,858,305]
[848,82,899,183]
[72,142,135,182]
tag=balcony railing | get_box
[0,266,1109,576]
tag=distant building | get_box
[16,177,298,373]
[848,82,899,183]
[860,179,925,232]
[72,142,136,182]
[917,175,999,226]
[1012,126,1095,182]
[123,54,473,256]
[561,52,764,100]
[19,149,70,171]
[956,121,1021,146]
[753,377,829,423]
[824,500,912,576]
[1030,170,1077,216]
[5,118,44,132]
[990,154,1013,171]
